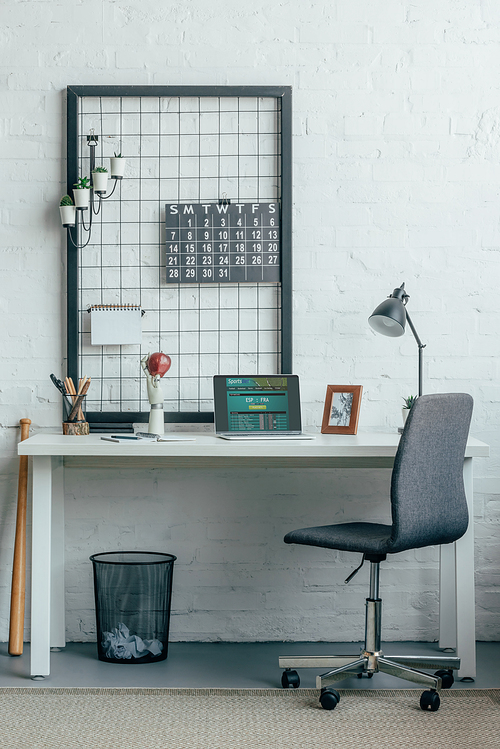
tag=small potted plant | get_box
[402,395,417,425]
[73,176,91,209]
[91,166,108,194]
[59,195,76,227]
[110,151,126,180]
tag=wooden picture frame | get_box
[321,385,363,435]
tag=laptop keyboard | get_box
[218,432,315,440]
[221,431,298,436]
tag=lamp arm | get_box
[405,310,426,397]
[404,310,425,349]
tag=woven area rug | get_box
[1,687,499,749]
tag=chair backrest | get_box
[388,393,473,554]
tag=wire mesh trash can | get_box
[90,551,176,664]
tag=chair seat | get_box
[284,522,393,555]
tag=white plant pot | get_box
[110,157,126,179]
[402,408,410,425]
[59,205,76,227]
[73,188,90,209]
[92,171,108,193]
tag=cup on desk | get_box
[62,394,89,436]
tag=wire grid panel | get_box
[72,90,290,420]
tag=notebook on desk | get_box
[213,375,315,440]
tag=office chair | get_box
[279,393,473,712]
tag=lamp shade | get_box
[368,299,406,337]
[368,285,407,338]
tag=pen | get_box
[100,436,142,443]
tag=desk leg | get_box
[455,457,476,679]
[439,542,457,650]
[50,457,65,649]
[30,456,52,677]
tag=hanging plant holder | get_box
[92,169,109,194]
[60,205,76,227]
[73,188,90,210]
[110,156,126,180]
[59,127,127,249]
[73,176,91,210]
[59,195,76,227]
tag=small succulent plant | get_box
[60,195,74,206]
[403,395,418,410]
[73,176,91,190]
[113,151,122,158]
[92,166,108,173]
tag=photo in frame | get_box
[321,385,363,435]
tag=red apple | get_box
[147,352,171,378]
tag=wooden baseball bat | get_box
[8,418,31,656]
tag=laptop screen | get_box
[213,375,302,433]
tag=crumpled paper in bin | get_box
[101,622,164,659]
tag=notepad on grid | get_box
[90,305,142,346]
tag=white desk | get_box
[19,431,489,680]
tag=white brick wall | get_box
[0,0,499,644]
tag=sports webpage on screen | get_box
[213,376,302,433]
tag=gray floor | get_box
[0,641,499,689]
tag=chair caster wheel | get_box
[319,687,340,710]
[420,690,440,711]
[281,669,300,689]
[434,669,454,689]
[357,671,373,678]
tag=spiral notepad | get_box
[90,305,142,346]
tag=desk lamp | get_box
[368,282,426,397]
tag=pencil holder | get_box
[62,395,89,435]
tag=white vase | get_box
[73,188,90,209]
[92,171,108,193]
[402,408,410,426]
[59,205,76,227]
[110,157,126,179]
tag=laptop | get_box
[213,375,315,440]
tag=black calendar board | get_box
[165,202,281,284]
